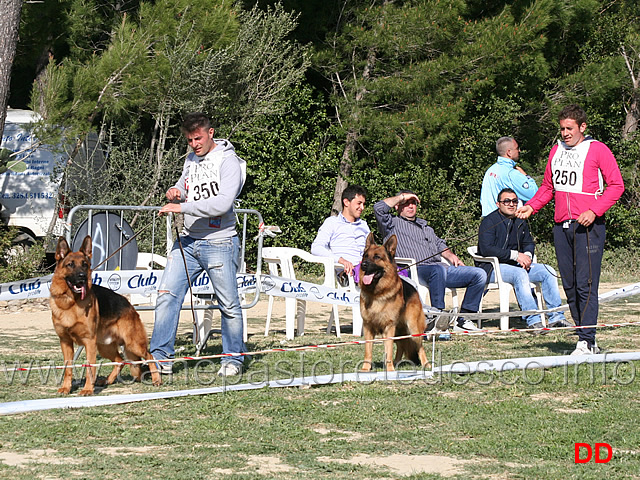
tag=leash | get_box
[173,224,200,346]
[92,221,153,270]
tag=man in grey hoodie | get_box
[150,112,246,377]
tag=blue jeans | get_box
[417,264,486,312]
[490,263,566,327]
[150,235,245,366]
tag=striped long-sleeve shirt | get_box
[373,201,448,265]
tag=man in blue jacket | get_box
[480,137,538,216]
[477,188,571,332]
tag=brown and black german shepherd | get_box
[50,236,161,395]
[359,233,429,372]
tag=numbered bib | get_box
[186,151,223,203]
[551,139,600,195]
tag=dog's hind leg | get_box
[393,339,405,366]
[122,346,143,382]
[124,342,162,386]
[141,352,162,386]
[97,343,124,386]
[413,338,430,368]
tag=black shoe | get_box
[424,308,445,333]
[548,318,573,329]
[336,271,350,287]
[435,314,451,332]
[528,322,549,336]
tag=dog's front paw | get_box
[78,387,94,396]
[57,386,71,395]
[359,361,372,373]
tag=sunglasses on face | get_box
[498,198,518,205]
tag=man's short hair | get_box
[181,112,212,133]
[496,136,515,156]
[396,189,416,197]
[342,185,367,205]
[558,104,587,126]
[497,187,516,202]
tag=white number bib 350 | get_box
[187,151,223,202]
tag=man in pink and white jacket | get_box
[517,104,624,355]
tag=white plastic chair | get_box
[192,259,252,351]
[395,257,459,313]
[467,246,545,330]
[136,252,167,270]
[330,263,363,337]
[261,247,339,340]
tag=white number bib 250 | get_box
[551,139,592,194]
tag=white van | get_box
[0,108,105,251]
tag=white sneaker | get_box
[217,362,242,377]
[153,356,173,375]
[453,319,485,335]
[571,340,599,355]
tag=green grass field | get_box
[0,286,639,479]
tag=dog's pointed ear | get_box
[80,235,93,259]
[55,237,70,262]
[365,232,376,249]
[384,234,397,259]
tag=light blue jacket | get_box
[480,156,538,216]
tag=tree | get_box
[33,1,310,216]
[315,0,554,234]
[547,0,640,248]
[0,0,23,138]
[236,83,342,249]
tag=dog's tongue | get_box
[362,273,375,285]
[71,284,86,300]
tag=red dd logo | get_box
[574,443,613,463]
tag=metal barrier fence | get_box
[65,204,265,311]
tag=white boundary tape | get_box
[0,280,638,415]
[3,319,640,375]
[2,352,640,415]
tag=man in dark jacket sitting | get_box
[477,188,571,331]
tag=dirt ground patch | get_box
[317,453,483,477]
[0,448,80,467]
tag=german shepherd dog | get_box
[50,236,161,395]
[359,233,429,372]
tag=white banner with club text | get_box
[0,270,359,307]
